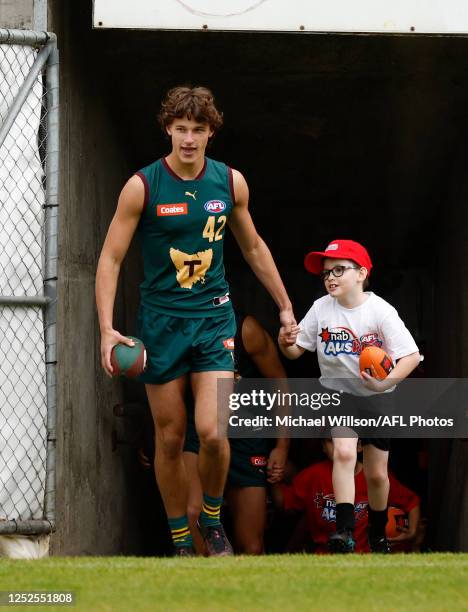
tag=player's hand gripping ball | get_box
[359,346,394,379]
[385,506,409,538]
[110,336,147,378]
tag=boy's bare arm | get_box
[386,352,421,382]
[278,324,305,360]
[361,351,421,392]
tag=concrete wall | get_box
[48,1,139,555]
[0,0,32,29]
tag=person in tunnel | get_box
[278,239,420,553]
[96,85,296,556]
[271,438,421,554]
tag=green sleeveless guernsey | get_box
[136,157,234,317]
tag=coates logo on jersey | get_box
[223,338,235,350]
[319,327,361,356]
[250,456,267,467]
[157,203,188,216]
[204,200,226,214]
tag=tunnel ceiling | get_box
[81,21,468,270]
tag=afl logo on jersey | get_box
[204,200,226,214]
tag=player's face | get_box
[166,116,214,165]
[322,258,366,298]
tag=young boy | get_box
[278,239,420,553]
[96,86,295,556]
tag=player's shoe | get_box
[368,535,391,553]
[199,523,233,556]
[173,545,195,557]
[328,529,355,553]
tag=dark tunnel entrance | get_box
[79,18,468,551]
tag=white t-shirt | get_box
[296,292,419,396]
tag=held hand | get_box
[100,329,135,377]
[360,371,393,393]
[267,446,288,484]
[278,324,301,347]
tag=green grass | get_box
[0,554,466,611]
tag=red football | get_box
[359,346,394,379]
[385,506,408,538]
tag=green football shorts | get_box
[183,406,271,488]
[137,307,236,384]
[228,438,271,488]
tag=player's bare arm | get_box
[96,175,145,376]
[360,351,421,392]
[242,315,289,483]
[227,169,296,330]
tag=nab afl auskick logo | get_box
[204,200,226,213]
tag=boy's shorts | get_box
[137,307,236,384]
[331,392,393,452]
[183,408,271,488]
[360,438,390,451]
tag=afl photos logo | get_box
[204,200,226,214]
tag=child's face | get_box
[322,258,367,298]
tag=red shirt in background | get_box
[282,460,420,553]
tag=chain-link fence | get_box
[0,30,58,535]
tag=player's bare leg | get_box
[192,371,232,495]
[191,370,233,555]
[225,486,267,555]
[146,376,193,554]
[363,444,390,552]
[183,451,206,555]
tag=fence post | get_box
[0,29,59,535]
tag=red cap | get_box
[304,239,373,276]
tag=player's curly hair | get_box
[158,86,223,133]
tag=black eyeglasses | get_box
[320,265,359,281]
